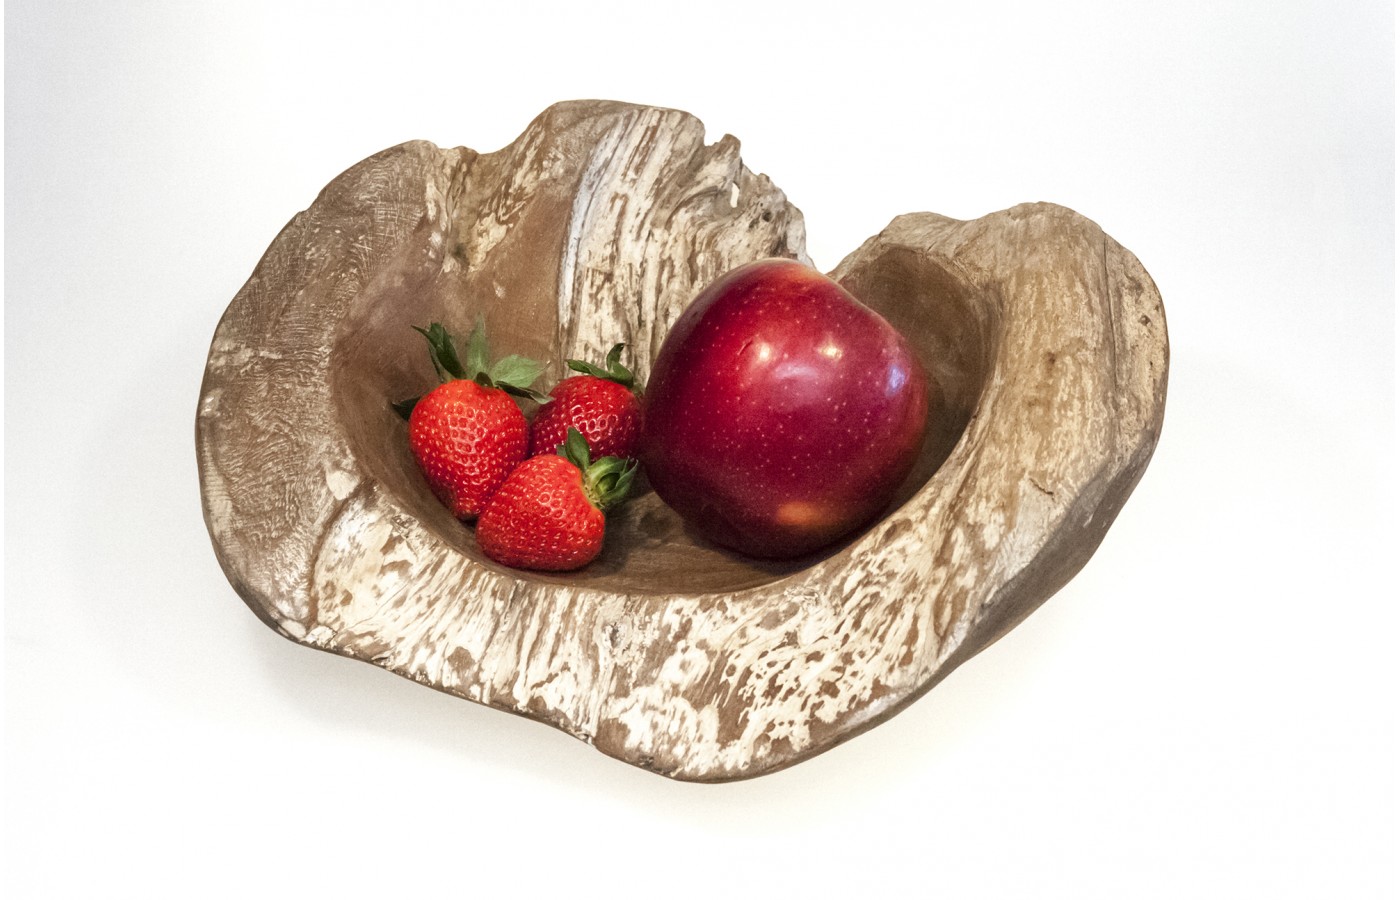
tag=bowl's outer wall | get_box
[197,101,1168,781]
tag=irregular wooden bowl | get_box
[197,100,1168,781]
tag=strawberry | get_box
[477,429,637,571]
[397,320,548,520]
[528,343,643,460]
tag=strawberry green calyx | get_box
[565,343,637,391]
[420,318,549,398]
[560,427,636,512]
[395,319,550,418]
[415,321,470,383]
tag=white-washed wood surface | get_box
[197,100,1168,781]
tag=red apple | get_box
[641,258,931,559]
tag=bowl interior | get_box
[330,245,995,595]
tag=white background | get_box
[5,1,1395,897]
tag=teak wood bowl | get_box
[197,100,1168,781]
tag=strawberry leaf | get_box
[565,342,636,390]
[463,315,490,379]
[560,427,592,471]
[391,396,420,420]
[495,382,552,404]
[413,322,468,382]
[489,354,548,392]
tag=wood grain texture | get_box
[197,100,1168,781]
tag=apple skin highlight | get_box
[641,258,931,559]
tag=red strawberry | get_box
[477,429,637,571]
[398,320,548,520]
[528,343,643,460]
